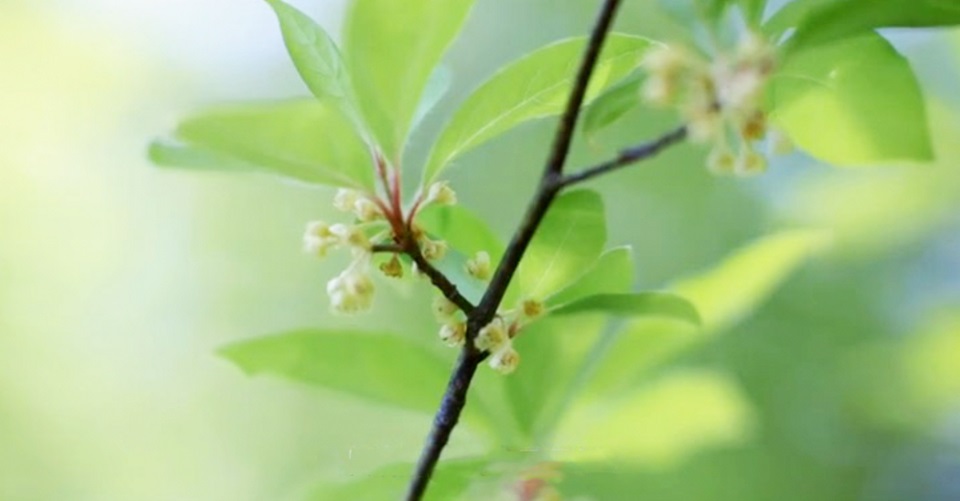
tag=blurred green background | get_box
[2,0,959,499]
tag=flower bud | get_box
[521,298,544,321]
[425,181,457,206]
[432,295,458,321]
[421,238,448,261]
[640,76,675,107]
[641,45,691,78]
[379,255,403,278]
[303,221,336,257]
[685,108,722,143]
[475,318,509,353]
[353,198,382,222]
[736,147,768,176]
[489,345,520,375]
[739,110,767,142]
[438,322,466,347]
[333,189,361,213]
[326,269,375,313]
[466,251,492,281]
[707,145,736,175]
[330,223,370,249]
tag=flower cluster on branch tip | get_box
[641,30,789,176]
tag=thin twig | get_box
[403,1,625,500]
[557,125,688,188]
[402,237,476,314]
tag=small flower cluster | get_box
[469,297,545,375]
[640,32,786,176]
[303,189,381,313]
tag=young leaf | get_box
[547,247,634,307]
[147,138,256,172]
[779,0,960,53]
[515,190,606,300]
[416,204,505,262]
[411,66,454,135]
[171,100,375,189]
[582,74,643,138]
[345,0,474,159]
[552,370,753,466]
[422,35,655,182]
[219,329,450,413]
[265,0,353,105]
[671,229,831,333]
[770,33,933,166]
[550,292,701,325]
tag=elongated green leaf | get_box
[550,293,701,325]
[412,66,453,134]
[171,100,374,189]
[780,0,960,53]
[416,204,504,261]
[265,0,352,104]
[582,74,643,138]
[547,247,633,307]
[147,138,256,172]
[515,190,606,300]
[345,0,474,159]
[672,229,830,332]
[423,35,655,182]
[583,230,830,398]
[553,370,753,466]
[219,329,450,413]
[770,33,933,166]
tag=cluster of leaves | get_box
[146,0,960,497]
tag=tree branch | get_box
[403,1,625,499]
[402,238,476,314]
[557,125,688,188]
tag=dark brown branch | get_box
[403,239,476,314]
[403,1,625,500]
[475,0,624,319]
[371,243,403,253]
[403,350,482,501]
[557,125,688,188]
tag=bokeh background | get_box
[2,0,959,499]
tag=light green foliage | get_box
[147,139,256,172]
[660,0,768,26]
[547,247,634,307]
[775,0,960,53]
[422,35,655,182]
[309,458,490,501]
[411,67,453,135]
[265,0,353,106]
[770,33,933,166]
[582,74,644,138]
[416,205,505,262]
[551,292,701,324]
[345,0,474,159]
[168,100,374,189]
[553,370,754,466]
[219,329,450,413]
[672,229,830,332]
[515,190,606,300]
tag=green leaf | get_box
[345,0,474,159]
[672,229,830,332]
[582,74,643,138]
[170,100,374,189]
[515,190,606,300]
[422,34,655,182]
[553,370,753,466]
[547,247,633,307]
[779,0,960,53]
[550,293,701,325]
[416,204,505,261]
[309,457,491,501]
[770,33,933,166]
[659,0,767,26]
[147,138,255,172]
[219,329,450,413]
[265,0,353,106]
[412,66,453,134]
